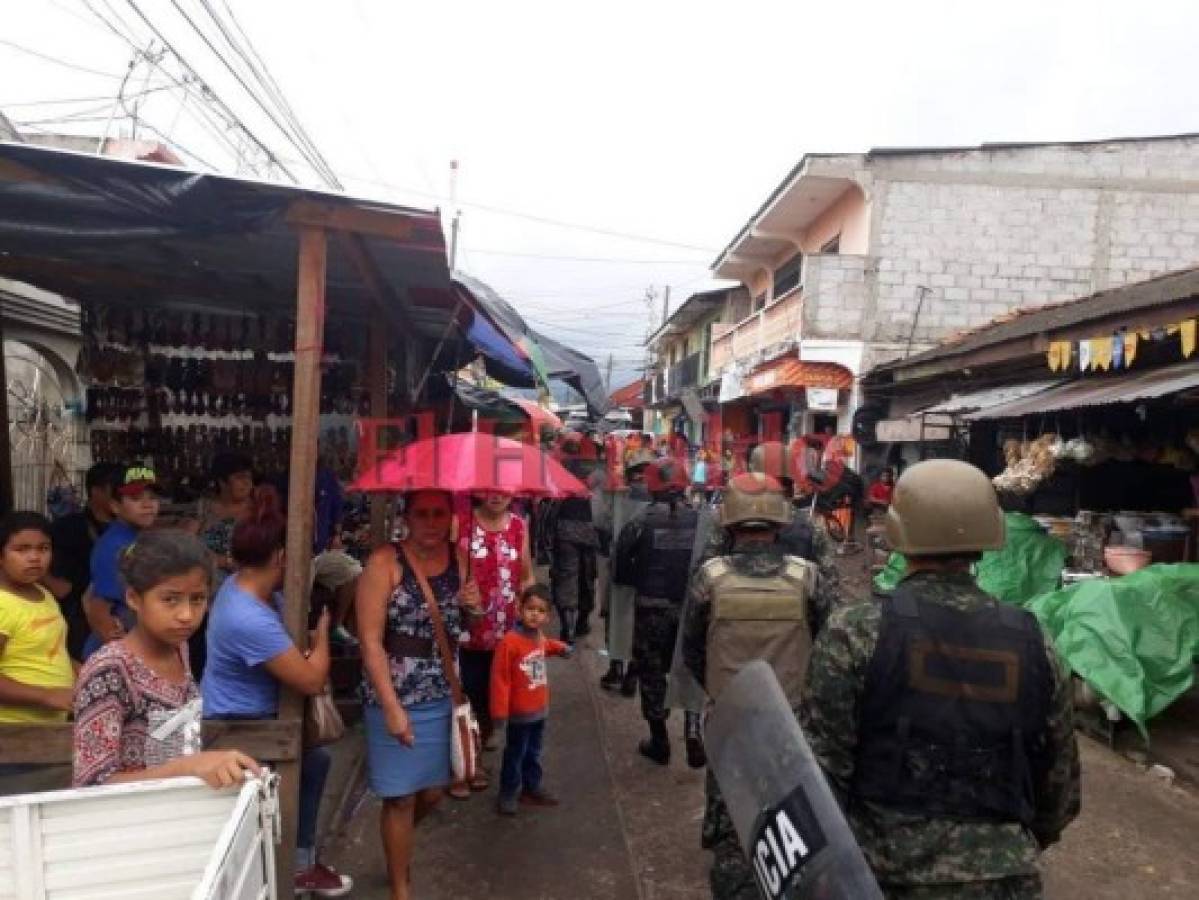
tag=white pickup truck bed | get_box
[0,775,279,900]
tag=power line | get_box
[464,247,707,265]
[165,0,340,188]
[0,37,122,80]
[116,0,300,182]
[206,0,341,187]
[342,170,719,252]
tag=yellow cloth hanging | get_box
[1046,342,1066,371]
[1182,320,1197,358]
[1091,336,1114,371]
[1124,332,1138,367]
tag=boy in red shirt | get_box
[491,584,571,815]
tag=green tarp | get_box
[1024,564,1199,734]
[874,513,1067,603]
[874,515,1199,734]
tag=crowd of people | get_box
[0,426,1082,900]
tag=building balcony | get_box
[709,253,874,373]
[646,351,703,405]
[710,287,803,373]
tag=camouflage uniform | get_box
[632,605,680,722]
[800,572,1080,899]
[681,545,827,900]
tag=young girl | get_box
[456,490,534,773]
[73,531,259,789]
[0,511,75,724]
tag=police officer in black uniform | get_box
[613,458,704,767]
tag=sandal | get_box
[469,773,490,792]
[448,781,472,800]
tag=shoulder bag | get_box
[398,543,481,784]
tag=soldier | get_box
[598,448,655,694]
[801,459,1080,898]
[681,471,824,899]
[613,458,704,766]
[549,432,601,645]
[694,440,840,619]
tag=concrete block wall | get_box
[802,253,873,339]
[858,137,1199,344]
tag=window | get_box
[821,235,841,254]
[773,252,804,299]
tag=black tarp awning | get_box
[454,272,609,416]
[0,140,464,343]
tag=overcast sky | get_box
[3,0,1198,388]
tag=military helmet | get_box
[644,458,688,497]
[885,459,1005,555]
[720,472,792,528]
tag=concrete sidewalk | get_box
[323,642,639,899]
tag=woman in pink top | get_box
[456,491,534,782]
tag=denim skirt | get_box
[363,697,452,798]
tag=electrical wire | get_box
[206,0,342,187]
[343,170,719,252]
[117,0,299,182]
[0,38,122,80]
[165,0,340,187]
[464,247,707,264]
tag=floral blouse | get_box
[360,546,464,708]
[457,512,526,652]
[73,641,202,787]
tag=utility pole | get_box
[661,285,671,327]
[604,353,613,392]
[448,159,461,271]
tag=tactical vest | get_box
[631,504,698,603]
[850,581,1054,825]
[702,554,816,705]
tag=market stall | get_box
[0,140,476,880]
[863,267,1199,756]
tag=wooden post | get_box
[368,320,388,544]
[278,226,328,884]
[0,315,14,515]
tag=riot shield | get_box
[605,491,649,662]
[706,661,882,900]
[664,503,720,713]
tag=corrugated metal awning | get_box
[966,361,1199,420]
[921,381,1064,415]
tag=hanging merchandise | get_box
[1091,336,1113,371]
[1078,340,1092,372]
[1111,332,1124,369]
[1124,331,1138,367]
[1046,341,1071,372]
[1182,319,1197,358]
[77,302,366,501]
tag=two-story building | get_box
[643,286,746,444]
[709,134,1199,444]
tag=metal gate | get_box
[6,342,82,514]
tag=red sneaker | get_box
[294,862,353,897]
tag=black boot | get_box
[620,662,638,698]
[574,612,592,638]
[684,711,707,769]
[559,609,577,645]
[599,660,624,692]
[638,719,670,766]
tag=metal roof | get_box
[872,266,1199,376]
[645,286,735,347]
[966,360,1199,420]
[0,140,458,336]
[920,380,1064,415]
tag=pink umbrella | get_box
[351,431,590,498]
